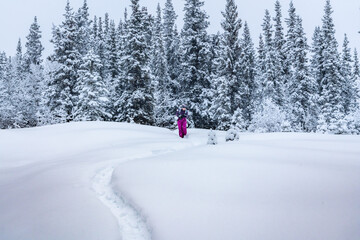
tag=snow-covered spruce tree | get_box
[212,75,232,130]
[254,34,266,107]
[260,10,284,108]
[24,16,44,69]
[48,1,82,122]
[163,0,181,90]
[354,49,360,104]
[180,0,212,128]
[211,0,242,130]
[141,7,154,48]
[13,40,34,128]
[37,60,61,125]
[317,0,346,134]
[238,21,256,127]
[288,15,318,132]
[115,0,154,125]
[91,16,98,52]
[230,107,246,131]
[273,1,286,69]
[105,20,119,80]
[344,49,360,134]
[73,50,111,121]
[75,0,92,56]
[284,1,297,76]
[24,17,45,126]
[113,12,128,122]
[151,4,177,128]
[104,13,110,37]
[2,42,29,128]
[340,34,357,115]
[203,33,221,128]
[310,26,322,96]
[93,17,107,79]
[273,0,288,104]
[0,52,15,128]
[102,20,119,121]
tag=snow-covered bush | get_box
[248,98,286,133]
[328,118,349,135]
[207,130,218,145]
[345,108,360,134]
[317,110,359,135]
[281,120,294,132]
[231,108,247,132]
[225,128,239,142]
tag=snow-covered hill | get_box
[0,122,359,240]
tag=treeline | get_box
[0,0,359,134]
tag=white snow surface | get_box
[0,122,360,240]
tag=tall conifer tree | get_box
[180,0,211,128]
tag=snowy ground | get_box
[0,122,359,240]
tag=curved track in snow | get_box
[92,167,152,240]
[91,131,204,240]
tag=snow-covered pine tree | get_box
[1,42,29,128]
[345,48,360,134]
[238,21,256,127]
[340,34,357,115]
[180,0,212,128]
[76,0,91,56]
[141,7,154,48]
[254,34,266,107]
[48,1,82,122]
[284,1,297,73]
[353,49,360,104]
[91,16,98,51]
[273,0,288,100]
[113,12,129,122]
[24,16,44,68]
[94,17,107,79]
[12,39,32,128]
[260,9,283,108]
[24,17,45,126]
[212,74,231,130]
[151,4,176,128]
[163,0,180,89]
[203,33,221,128]
[0,52,15,128]
[207,33,222,86]
[310,26,322,96]
[73,50,111,121]
[102,20,119,121]
[105,20,119,80]
[317,0,346,133]
[104,13,110,37]
[37,60,61,125]
[212,0,242,131]
[288,15,318,131]
[116,0,154,125]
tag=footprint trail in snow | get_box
[92,167,152,240]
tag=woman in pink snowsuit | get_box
[176,106,188,138]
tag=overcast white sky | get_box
[0,0,359,57]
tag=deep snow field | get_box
[0,122,359,240]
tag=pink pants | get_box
[177,118,187,138]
